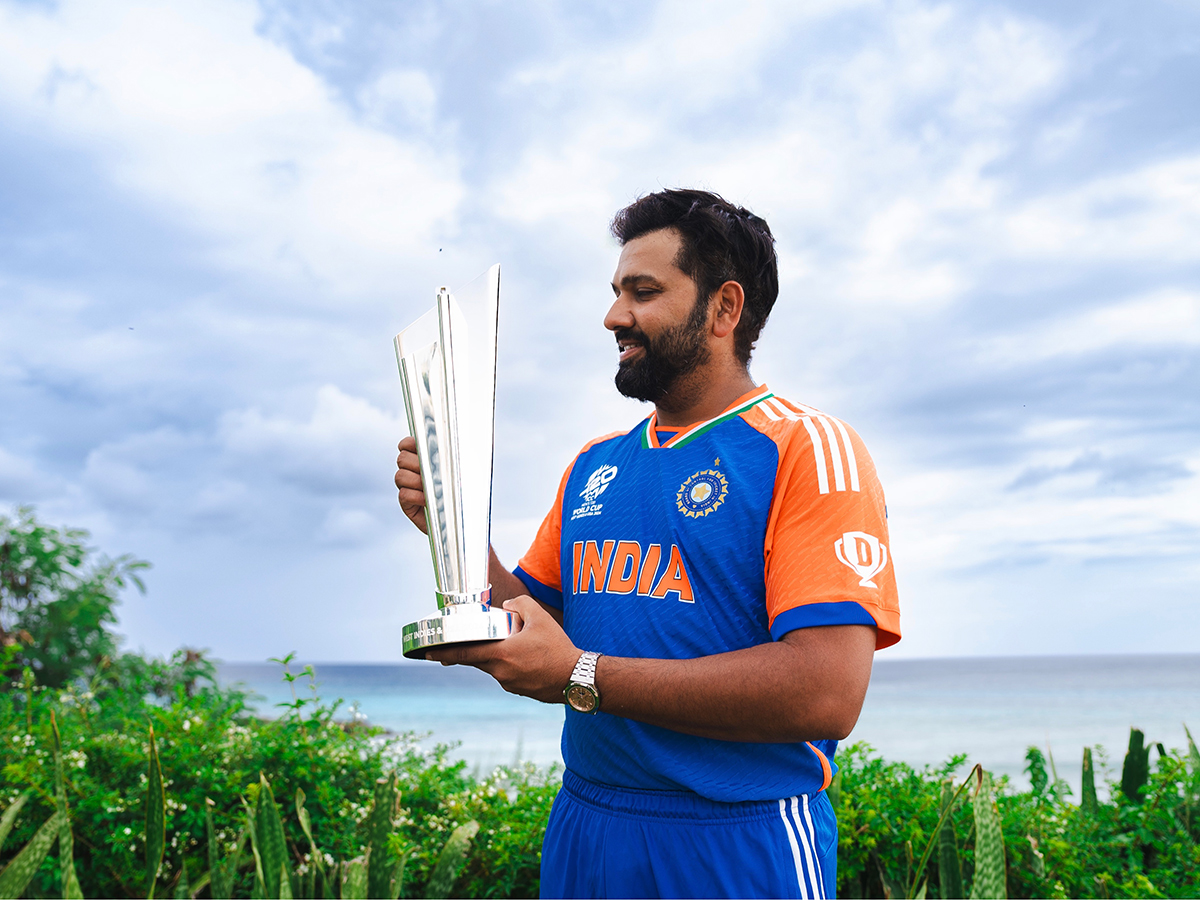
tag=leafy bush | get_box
[833,731,1200,899]
[0,506,148,688]
[0,651,559,898]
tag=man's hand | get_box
[395,435,428,534]
[425,595,580,703]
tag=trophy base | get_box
[402,605,518,660]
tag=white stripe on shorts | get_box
[790,796,824,899]
[778,797,808,899]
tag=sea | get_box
[217,653,1200,797]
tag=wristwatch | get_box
[564,651,602,714]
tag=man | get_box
[395,189,900,899]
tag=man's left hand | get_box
[425,595,581,704]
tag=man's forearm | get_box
[593,624,876,743]
[488,547,528,602]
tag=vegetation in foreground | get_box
[2,506,1199,898]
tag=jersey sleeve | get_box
[762,412,901,649]
[513,462,572,609]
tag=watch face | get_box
[566,683,598,713]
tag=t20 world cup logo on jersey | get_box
[835,531,889,588]
[572,464,618,520]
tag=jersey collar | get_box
[641,385,775,449]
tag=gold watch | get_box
[564,651,602,714]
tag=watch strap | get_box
[570,650,601,687]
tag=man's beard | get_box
[614,292,711,404]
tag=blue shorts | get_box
[540,770,838,899]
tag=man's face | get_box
[606,229,711,404]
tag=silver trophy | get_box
[395,264,518,659]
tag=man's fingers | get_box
[396,449,421,473]
[395,467,424,494]
[502,594,545,627]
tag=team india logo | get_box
[834,531,889,588]
[676,469,728,518]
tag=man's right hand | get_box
[395,436,428,534]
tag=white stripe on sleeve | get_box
[830,417,860,491]
[815,416,846,492]
[800,417,830,495]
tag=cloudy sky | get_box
[1,0,1197,662]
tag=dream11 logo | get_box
[834,531,889,588]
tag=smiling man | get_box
[395,189,901,899]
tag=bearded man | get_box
[395,189,901,899]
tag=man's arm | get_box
[427,595,874,743]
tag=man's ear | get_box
[711,281,745,339]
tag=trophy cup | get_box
[395,264,518,659]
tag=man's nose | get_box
[604,294,634,332]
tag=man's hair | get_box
[610,189,779,365]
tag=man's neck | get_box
[653,365,758,427]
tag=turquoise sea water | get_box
[218,653,1200,795]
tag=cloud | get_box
[219,384,402,496]
[1008,451,1192,494]
[0,0,464,295]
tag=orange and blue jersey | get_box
[514,384,901,803]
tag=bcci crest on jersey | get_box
[676,469,728,518]
[572,464,618,520]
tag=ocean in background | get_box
[218,653,1200,795]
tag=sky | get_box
[0,0,1197,663]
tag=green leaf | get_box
[1081,746,1098,817]
[173,857,191,899]
[424,820,479,900]
[1120,728,1150,804]
[937,779,964,900]
[366,775,399,900]
[52,713,83,900]
[1024,746,1048,797]
[279,861,293,900]
[255,775,290,899]
[968,770,1007,900]
[208,799,245,900]
[1185,722,1200,771]
[342,858,368,900]
[0,811,65,900]
[243,796,267,900]
[146,726,166,899]
[0,794,28,854]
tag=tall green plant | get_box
[969,769,1006,900]
[365,775,404,900]
[1120,728,1150,804]
[247,775,292,900]
[51,713,83,900]
[424,821,480,900]
[207,798,245,900]
[937,779,964,900]
[0,810,65,900]
[146,725,166,899]
[1081,746,1098,816]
